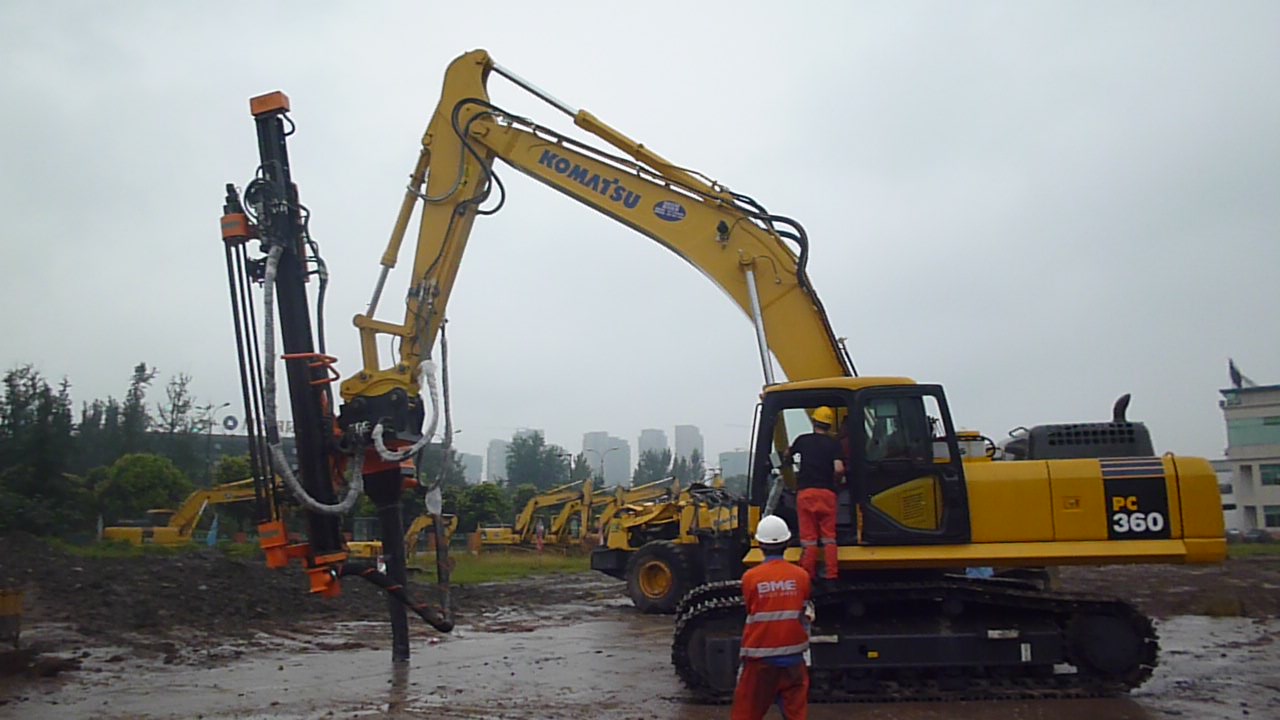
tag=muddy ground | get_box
[1,534,1278,719]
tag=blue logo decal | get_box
[538,149,642,209]
[653,200,686,222]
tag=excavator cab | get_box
[751,378,971,554]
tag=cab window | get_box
[863,396,932,461]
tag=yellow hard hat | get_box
[812,406,836,427]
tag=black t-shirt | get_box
[789,432,842,491]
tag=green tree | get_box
[154,374,205,481]
[505,431,570,491]
[673,448,706,485]
[509,482,538,515]
[632,448,673,485]
[690,448,705,483]
[213,454,254,485]
[0,366,74,477]
[208,455,258,536]
[121,362,158,454]
[570,453,593,483]
[157,373,197,435]
[0,466,95,536]
[417,443,468,490]
[457,483,511,532]
[75,398,122,474]
[96,453,193,523]
[0,366,92,536]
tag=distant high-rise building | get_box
[486,439,510,484]
[675,424,704,461]
[583,431,632,486]
[514,427,540,440]
[459,453,483,484]
[639,428,669,457]
[718,449,750,479]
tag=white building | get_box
[486,439,510,484]
[1212,459,1243,531]
[1219,380,1280,533]
[674,424,704,461]
[459,452,483,485]
[718,449,750,479]
[583,431,631,486]
[639,428,669,457]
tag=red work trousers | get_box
[798,488,838,580]
[731,659,809,720]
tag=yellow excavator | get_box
[347,513,459,560]
[592,477,682,543]
[483,476,683,549]
[479,478,595,546]
[218,49,1225,689]
[102,478,262,545]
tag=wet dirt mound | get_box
[1058,555,1280,618]
[0,533,621,649]
[0,533,382,641]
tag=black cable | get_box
[754,213,812,291]
[339,563,453,632]
[478,170,505,216]
[450,99,507,214]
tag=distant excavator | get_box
[480,477,681,548]
[102,478,262,545]
[347,513,459,561]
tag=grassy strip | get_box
[409,549,591,585]
[50,537,262,560]
[1228,543,1280,558]
[50,538,195,559]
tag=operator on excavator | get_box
[783,407,843,582]
[732,515,813,720]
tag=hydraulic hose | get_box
[262,245,364,515]
[371,359,440,462]
[339,563,454,632]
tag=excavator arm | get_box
[340,49,852,417]
[219,48,854,660]
[511,479,592,543]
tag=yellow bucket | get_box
[0,589,22,648]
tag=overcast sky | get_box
[1,2,1276,472]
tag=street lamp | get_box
[585,446,623,486]
[204,402,231,483]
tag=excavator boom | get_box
[341,49,850,408]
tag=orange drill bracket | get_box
[258,520,290,569]
[220,213,255,244]
[308,552,348,597]
[250,91,290,117]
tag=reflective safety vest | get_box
[739,558,811,659]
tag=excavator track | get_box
[672,576,1157,704]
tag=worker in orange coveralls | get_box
[784,406,844,582]
[731,515,814,720]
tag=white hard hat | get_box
[755,515,791,544]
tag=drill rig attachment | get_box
[219,91,452,659]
